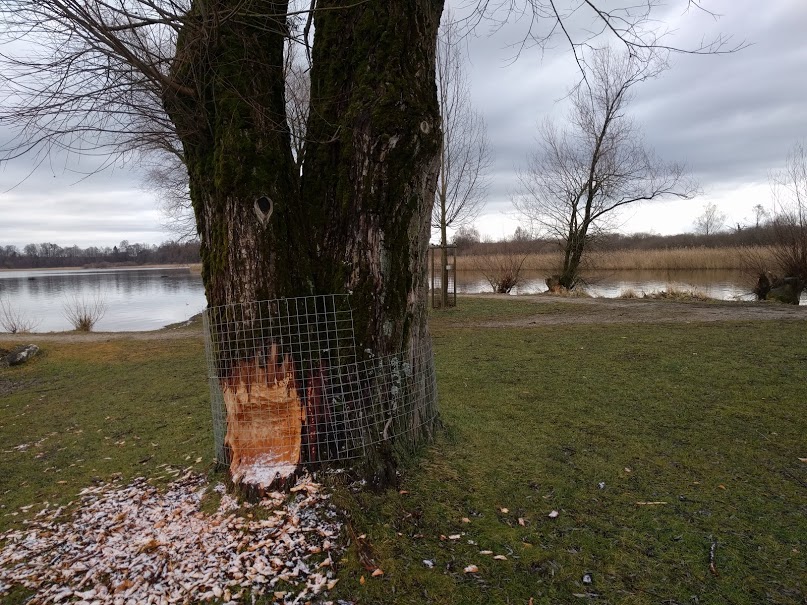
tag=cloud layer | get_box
[0,0,805,247]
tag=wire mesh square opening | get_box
[203,295,438,487]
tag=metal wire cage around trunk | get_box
[202,295,438,488]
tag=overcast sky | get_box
[1,0,805,249]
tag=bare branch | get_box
[468,0,747,71]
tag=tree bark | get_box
[302,0,443,353]
[166,0,307,309]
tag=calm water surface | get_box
[453,269,759,299]
[1,267,803,333]
[0,267,207,332]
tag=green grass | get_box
[331,302,807,604]
[429,296,577,326]
[0,336,212,531]
[1,299,806,604]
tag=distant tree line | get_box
[0,240,200,270]
[451,222,787,257]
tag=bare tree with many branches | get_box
[753,141,807,303]
[433,10,492,307]
[513,47,697,290]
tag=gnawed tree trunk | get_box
[165,1,313,492]
[167,0,443,492]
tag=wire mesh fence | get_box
[203,295,438,486]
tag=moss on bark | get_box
[166,0,307,308]
[302,0,444,356]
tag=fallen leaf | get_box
[493,554,507,560]
[463,564,479,574]
[461,517,471,524]
[718,484,726,490]
[195,457,202,464]
[636,501,667,506]
[499,507,509,514]
[518,517,526,526]
[359,575,366,585]
[448,534,461,540]
[798,457,807,463]
[327,579,339,590]
[548,510,559,518]
[399,490,409,495]
[479,550,493,555]
[624,467,632,473]
[372,568,384,577]
[423,559,435,568]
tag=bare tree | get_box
[752,203,769,229]
[284,41,310,175]
[756,141,807,303]
[433,10,492,307]
[694,202,727,236]
[513,47,696,289]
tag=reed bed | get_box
[458,245,777,272]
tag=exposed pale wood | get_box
[223,344,303,491]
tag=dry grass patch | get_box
[459,245,777,272]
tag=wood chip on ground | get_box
[0,472,346,604]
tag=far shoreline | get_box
[0,263,201,274]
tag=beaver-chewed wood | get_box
[222,343,303,492]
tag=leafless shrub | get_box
[643,287,711,302]
[478,251,527,294]
[63,295,106,332]
[0,296,40,333]
[618,288,641,299]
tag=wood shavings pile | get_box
[0,472,344,604]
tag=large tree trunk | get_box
[167,0,443,491]
[302,0,444,480]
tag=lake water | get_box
[0,267,803,333]
[0,267,207,332]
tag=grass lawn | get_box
[0,336,212,528]
[1,298,806,604]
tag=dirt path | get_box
[470,293,807,327]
